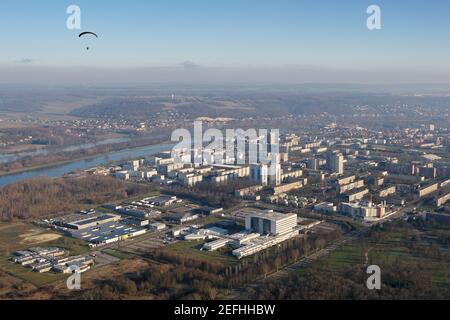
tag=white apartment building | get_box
[245,211,297,236]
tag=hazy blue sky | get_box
[1,0,450,83]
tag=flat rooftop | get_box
[167,205,197,215]
[71,214,118,226]
[70,221,145,243]
[247,210,296,221]
[212,164,243,170]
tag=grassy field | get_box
[0,223,89,254]
[165,240,239,266]
[309,225,450,293]
[0,222,89,287]
[103,248,137,260]
[0,223,58,253]
[195,216,226,226]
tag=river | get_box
[0,137,132,164]
[0,142,174,188]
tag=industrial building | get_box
[10,247,66,265]
[52,256,94,274]
[52,213,121,230]
[165,206,200,224]
[118,206,160,219]
[196,206,224,215]
[144,195,180,207]
[149,222,167,231]
[10,248,94,274]
[70,221,147,247]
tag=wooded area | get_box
[0,175,153,221]
[75,229,342,300]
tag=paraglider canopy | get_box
[78,31,98,38]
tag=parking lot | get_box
[91,251,120,267]
[122,236,167,253]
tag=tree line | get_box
[0,175,153,221]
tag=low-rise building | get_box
[165,211,200,224]
[378,185,397,198]
[65,214,121,230]
[336,175,356,186]
[115,171,130,180]
[149,222,167,231]
[417,183,439,198]
[235,185,264,198]
[345,188,369,202]
[338,179,365,194]
[435,192,450,207]
[340,201,386,219]
[272,180,304,196]
[314,202,337,214]
[203,238,231,251]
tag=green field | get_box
[0,223,90,287]
[0,223,89,255]
[308,225,450,292]
[195,216,226,226]
[166,240,239,266]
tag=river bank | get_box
[0,141,174,188]
[0,137,172,177]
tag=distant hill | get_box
[2,84,450,118]
[69,92,450,119]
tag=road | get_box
[224,206,411,299]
